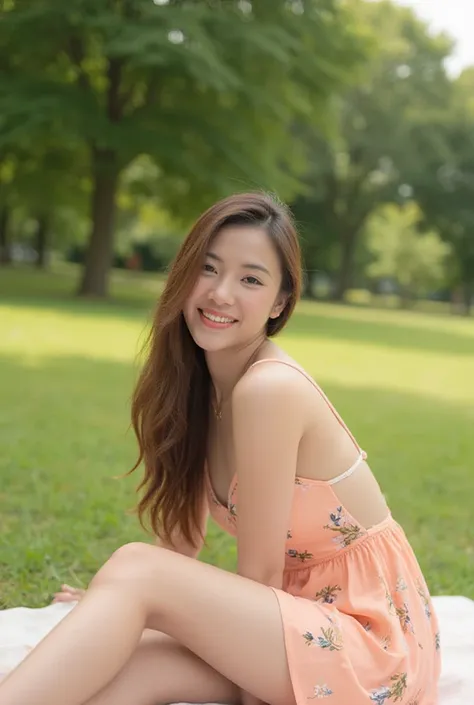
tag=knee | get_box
[90,542,163,590]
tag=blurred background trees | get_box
[0,0,473,314]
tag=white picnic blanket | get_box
[1,596,473,703]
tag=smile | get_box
[198,309,237,328]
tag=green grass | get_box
[1,263,473,607]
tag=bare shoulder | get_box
[231,358,309,453]
[232,358,312,411]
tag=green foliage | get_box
[2,0,472,307]
[407,70,474,311]
[291,0,453,298]
[0,0,365,203]
[365,203,451,303]
[0,0,368,293]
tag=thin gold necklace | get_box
[211,342,266,421]
[212,400,223,421]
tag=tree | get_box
[365,202,450,306]
[0,0,365,296]
[0,150,14,264]
[0,204,11,263]
[291,0,453,300]
[0,138,89,267]
[408,69,474,315]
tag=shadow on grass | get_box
[0,352,473,606]
[0,264,163,320]
[2,294,474,359]
[0,292,157,320]
[2,264,474,355]
[287,308,474,357]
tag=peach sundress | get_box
[206,360,441,705]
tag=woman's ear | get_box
[269,293,288,320]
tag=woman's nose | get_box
[209,278,235,306]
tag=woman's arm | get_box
[232,363,305,588]
[232,364,306,705]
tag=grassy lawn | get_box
[1,264,473,608]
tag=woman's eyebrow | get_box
[206,251,271,277]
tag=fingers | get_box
[61,584,85,595]
[52,593,76,603]
[51,584,85,604]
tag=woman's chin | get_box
[185,317,239,352]
[192,334,234,353]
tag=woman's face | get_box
[183,225,287,353]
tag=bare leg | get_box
[83,630,239,705]
[0,544,294,705]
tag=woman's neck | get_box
[205,337,271,405]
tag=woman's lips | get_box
[198,308,237,329]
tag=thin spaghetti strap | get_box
[327,450,366,485]
[248,358,365,455]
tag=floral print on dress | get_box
[416,580,432,619]
[205,420,439,704]
[395,577,408,592]
[323,506,366,548]
[370,673,407,704]
[407,690,421,705]
[303,631,317,646]
[318,616,343,651]
[287,548,314,562]
[370,686,392,705]
[395,603,414,634]
[303,617,343,651]
[226,503,237,527]
[315,585,342,604]
[435,632,440,651]
[381,575,415,635]
[308,684,333,699]
[378,575,396,615]
[295,477,312,491]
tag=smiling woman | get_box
[0,192,441,705]
[184,226,288,354]
[130,193,300,552]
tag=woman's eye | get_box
[203,263,216,273]
[243,276,262,286]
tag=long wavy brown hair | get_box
[130,192,302,547]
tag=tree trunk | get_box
[78,148,120,297]
[302,270,314,299]
[461,282,472,316]
[450,286,461,316]
[332,228,358,302]
[0,207,11,264]
[458,249,474,316]
[34,215,49,268]
[398,289,415,309]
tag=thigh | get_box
[84,628,240,705]
[100,545,296,705]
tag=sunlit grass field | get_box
[1,264,473,608]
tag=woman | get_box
[0,192,440,705]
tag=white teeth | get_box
[202,310,235,324]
